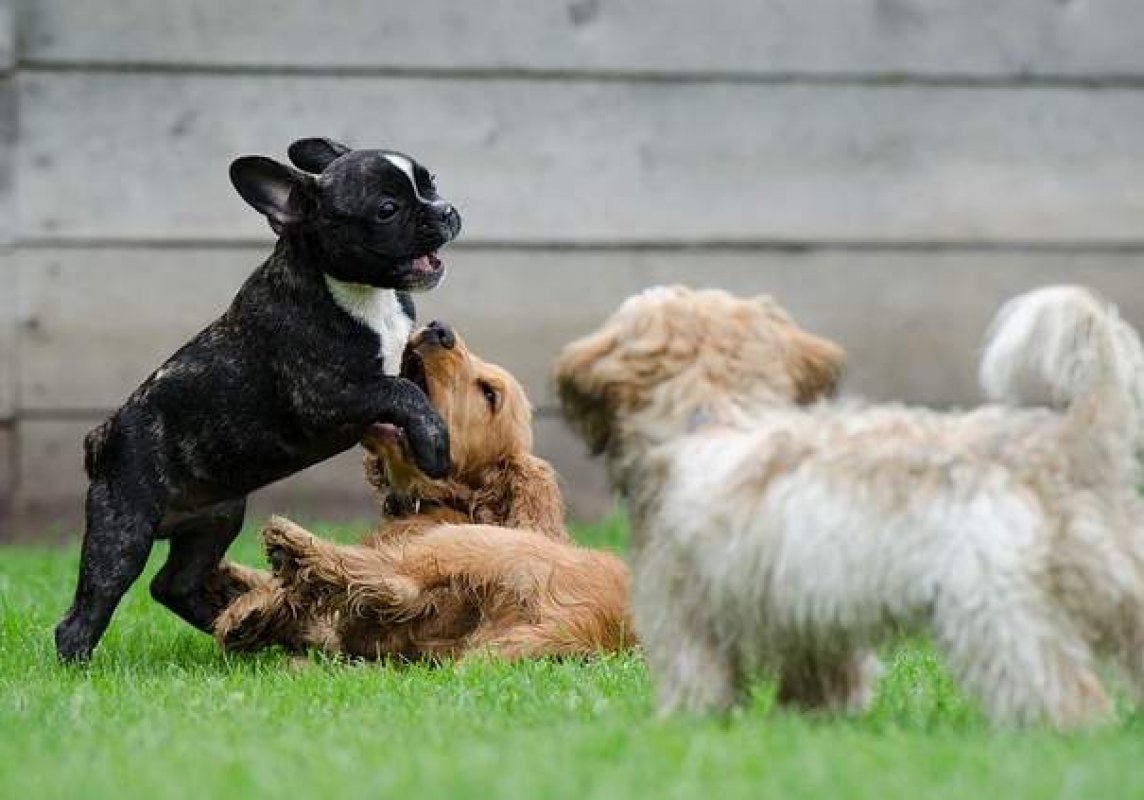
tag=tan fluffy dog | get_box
[215,324,633,659]
[556,285,1144,728]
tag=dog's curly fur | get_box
[556,284,1144,728]
[215,327,633,659]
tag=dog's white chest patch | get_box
[324,276,413,376]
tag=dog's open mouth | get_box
[411,251,443,277]
[400,251,445,291]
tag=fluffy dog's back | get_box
[979,285,1144,474]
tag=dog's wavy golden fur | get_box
[249,515,632,660]
[214,326,633,659]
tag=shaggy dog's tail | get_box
[979,285,1144,474]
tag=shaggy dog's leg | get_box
[1099,532,1144,706]
[935,595,1111,728]
[1106,587,1144,705]
[151,498,247,631]
[635,551,741,715]
[652,630,741,716]
[1118,636,1144,705]
[776,649,881,715]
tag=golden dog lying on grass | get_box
[215,323,633,660]
[557,285,1144,728]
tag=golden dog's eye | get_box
[478,380,499,413]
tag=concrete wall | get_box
[4,0,1144,537]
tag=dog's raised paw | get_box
[261,516,314,577]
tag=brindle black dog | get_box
[55,137,461,662]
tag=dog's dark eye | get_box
[377,200,399,221]
[478,380,499,412]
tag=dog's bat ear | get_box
[287,137,352,173]
[229,156,314,233]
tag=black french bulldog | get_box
[55,137,462,662]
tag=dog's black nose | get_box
[423,320,455,350]
[441,204,462,236]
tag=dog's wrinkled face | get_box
[555,285,845,454]
[365,322,533,479]
[230,137,462,291]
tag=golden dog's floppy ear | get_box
[472,455,568,540]
[362,453,389,493]
[788,327,846,403]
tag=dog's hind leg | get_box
[262,516,421,614]
[1098,531,1144,708]
[776,648,882,715]
[214,579,306,653]
[151,498,247,632]
[55,479,161,662]
[1102,582,1144,706]
[469,617,627,661]
[936,595,1112,729]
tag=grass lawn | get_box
[1,515,1139,799]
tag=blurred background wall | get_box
[3,0,1144,537]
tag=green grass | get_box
[1,517,1140,799]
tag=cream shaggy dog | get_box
[555,284,1144,728]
